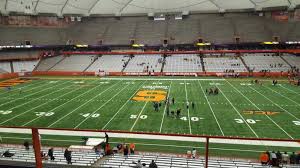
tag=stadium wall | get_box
[0,72,18,79]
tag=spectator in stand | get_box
[105,132,109,143]
[124,145,129,157]
[192,148,197,159]
[24,141,29,150]
[2,150,14,157]
[132,159,143,168]
[48,148,55,161]
[149,160,157,168]
[290,152,296,164]
[40,151,48,160]
[296,152,300,164]
[64,148,72,164]
[260,152,269,165]
[276,151,282,165]
[130,143,135,154]
[282,152,289,164]
[271,151,277,166]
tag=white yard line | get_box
[226,80,294,139]
[102,77,225,81]
[130,80,161,131]
[184,80,192,134]
[20,80,95,126]
[47,81,121,128]
[101,81,146,130]
[0,80,74,125]
[218,86,259,138]
[249,86,300,121]
[0,81,55,107]
[130,102,148,131]
[159,81,172,133]
[0,80,42,97]
[198,81,224,136]
[279,85,300,96]
[74,82,131,129]
[264,86,300,106]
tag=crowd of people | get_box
[260,151,300,167]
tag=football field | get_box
[0,76,300,140]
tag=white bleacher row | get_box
[87,55,130,72]
[164,54,202,72]
[0,146,102,167]
[101,154,288,168]
[123,55,163,73]
[13,60,39,73]
[0,62,11,73]
[282,54,300,69]
[203,57,247,72]
[242,53,290,72]
[51,55,95,72]
[35,55,64,71]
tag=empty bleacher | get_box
[35,55,65,71]
[50,55,95,72]
[164,55,202,72]
[123,55,163,73]
[203,55,247,72]
[0,145,101,167]
[99,153,274,168]
[242,54,291,72]
[282,54,300,69]
[13,60,39,72]
[87,55,130,72]
[0,62,11,73]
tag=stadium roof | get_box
[1,0,300,16]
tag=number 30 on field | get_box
[234,119,257,124]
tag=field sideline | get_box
[0,77,299,140]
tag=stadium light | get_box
[196,43,211,46]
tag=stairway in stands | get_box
[160,55,167,72]
[83,55,100,72]
[199,54,206,72]
[239,55,250,72]
[47,56,66,71]
[280,55,293,68]
[121,55,133,72]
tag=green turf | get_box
[1,77,300,159]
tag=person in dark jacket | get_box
[48,148,55,161]
[124,145,129,157]
[23,141,29,150]
[149,160,158,168]
[64,149,72,164]
[290,152,296,164]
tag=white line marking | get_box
[184,80,192,134]
[102,78,225,81]
[198,80,224,136]
[279,85,300,96]
[249,86,300,121]
[264,86,300,106]
[74,82,130,129]
[218,86,259,138]
[0,81,75,125]
[130,102,148,131]
[159,81,172,133]
[0,80,55,107]
[47,81,121,127]
[226,80,294,139]
[101,81,146,129]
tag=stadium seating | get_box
[0,146,102,167]
[0,51,39,61]
[203,56,247,72]
[164,54,202,72]
[282,54,300,69]
[242,54,291,72]
[123,55,163,72]
[99,154,279,168]
[13,60,39,72]
[87,55,130,72]
[35,55,65,71]
[50,55,95,72]
[0,62,11,73]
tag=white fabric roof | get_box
[0,0,300,16]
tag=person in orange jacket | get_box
[260,151,269,165]
[130,143,135,154]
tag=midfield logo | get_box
[132,90,167,102]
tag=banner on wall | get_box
[272,11,289,22]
